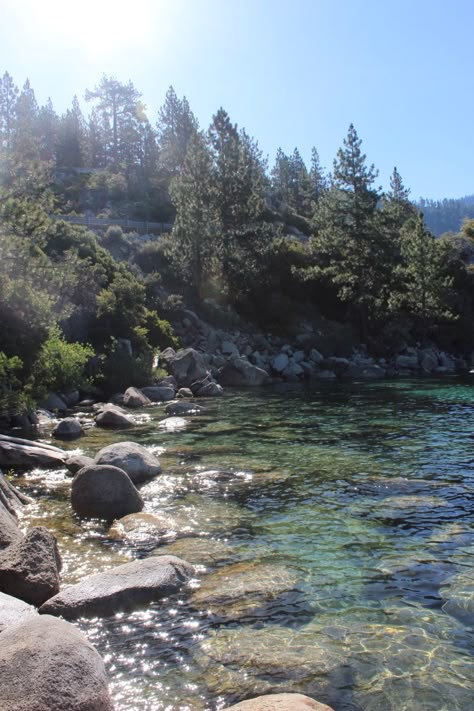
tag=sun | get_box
[19,0,158,58]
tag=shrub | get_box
[31,326,95,398]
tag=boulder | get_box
[271,353,289,373]
[64,454,94,477]
[158,374,178,389]
[0,477,23,551]
[439,352,456,370]
[0,434,67,470]
[40,555,194,619]
[221,340,240,358]
[168,348,210,386]
[395,354,419,369]
[94,441,161,484]
[71,464,144,519]
[321,356,350,375]
[177,387,193,398]
[95,403,135,429]
[0,592,38,633]
[60,390,80,407]
[0,527,61,606]
[282,361,304,379]
[141,385,176,402]
[165,401,203,416]
[218,358,270,387]
[123,386,151,408]
[194,379,224,397]
[39,392,68,411]
[309,348,324,364]
[222,694,334,711]
[52,417,83,440]
[419,348,439,372]
[0,615,113,710]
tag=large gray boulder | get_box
[123,386,151,408]
[223,694,334,711]
[39,392,68,411]
[168,348,210,386]
[94,441,161,484]
[71,464,144,519]
[95,403,136,428]
[0,592,38,633]
[218,358,270,387]
[64,454,94,477]
[0,526,61,606]
[52,417,83,440]
[271,353,289,373]
[0,471,25,551]
[0,615,113,710]
[141,385,176,402]
[0,434,67,470]
[40,555,194,619]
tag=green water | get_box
[17,379,474,710]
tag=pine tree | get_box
[309,147,327,205]
[310,124,386,336]
[85,75,143,167]
[391,212,454,340]
[156,87,198,177]
[0,72,19,155]
[169,131,216,297]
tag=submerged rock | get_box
[0,526,61,606]
[191,559,299,619]
[165,401,204,416]
[108,512,181,547]
[71,464,144,519]
[223,694,334,711]
[40,555,194,619]
[440,569,474,625]
[94,441,161,484]
[0,615,113,710]
[159,416,189,430]
[156,537,234,568]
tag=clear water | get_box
[16,379,474,710]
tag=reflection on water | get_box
[15,379,474,710]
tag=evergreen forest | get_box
[1,71,474,412]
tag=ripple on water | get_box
[11,379,474,709]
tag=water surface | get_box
[17,379,474,710]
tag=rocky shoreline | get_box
[0,422,339,710]
[0,311,471,709]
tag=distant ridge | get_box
[417,194,474,236]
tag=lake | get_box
[18,378,474,710]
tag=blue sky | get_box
[1,0,473,199]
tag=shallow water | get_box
[15,379,474,710]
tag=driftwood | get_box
[0,434,67,470]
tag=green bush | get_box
[31,327,95,397]
[98,345,154,395]
[144,310,180,350]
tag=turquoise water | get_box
[18,379,474,710]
